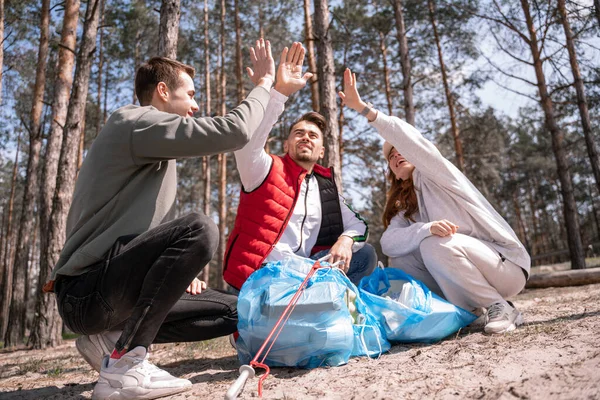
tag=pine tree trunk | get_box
[520,0,585,269]
[217,0,228,290]
[77,118,85,173]
[31,0,80,350]
[258,6,264,39]
[0,0,4,104]
[558,0,600,195]
[379,32,393,115]
[594,0,600,29]
[303,0,320,112]
[313,0,342,191]
[158,0,180,59]
[427,0,464,172]
[234,0,244,103]
[201,0,211,285]
[1,136,20,343]
[5,0,50,347]
[37,0,80,331]
[95,0,105,138]
[392,0,415,125]
[0,209,6,301]
[25,215,39,333]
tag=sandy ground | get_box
[1,281,599,400]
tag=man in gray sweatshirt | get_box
[49,39,275,399]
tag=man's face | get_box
[162,72,199,117]
[284,120,325,166]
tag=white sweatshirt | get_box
[374,113,531,276]
[234,89,367,262]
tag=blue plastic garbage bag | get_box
[236,256,390,369]
[358,267,476,343]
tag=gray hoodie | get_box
[51,86,270,279]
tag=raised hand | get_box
[274,42,313,97]
[246,38,276,87]
[338,67,365,112]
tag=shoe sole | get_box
[92,383,192,400]
[484,313,524,334]
[76,336,103,373]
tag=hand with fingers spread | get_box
[186,277,207,295]
[338,67,366,113]
[429,219,459,237]
[246,38,276,87]
[274,42,313,96]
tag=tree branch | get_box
[488,27,533,65]
[490,78,539,101]
[480,51,536,86]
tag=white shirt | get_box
[234,89,367,262]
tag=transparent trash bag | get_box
[236,255,390,369]
[358,267,476,343]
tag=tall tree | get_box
[376,27,393,115]
[5,0,51,347]
[158,0,180,59]
[0,133,20,341]
[519,0,585,269]
[217,0,227,290]
[201,0,211,285]
[95,0,105,138]
[314,0,342,190]
[304,0,320,112]
[427,0,464,172]
[234,0,244,103]
[37,0,80,335]
[557,0,600,195]
[595,0,600,29]
[31,0,81,349]
[392,0,415,125]
[0,0,4,104]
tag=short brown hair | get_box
[134,57,195,106]
[289,112,327,137]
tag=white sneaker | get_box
[484,301,523,334]
[76,333,117,372]
[92,346,192,400]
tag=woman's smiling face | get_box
[388,147,415,180]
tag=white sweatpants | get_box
[388,234,526,311]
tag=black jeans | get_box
[55,213,237,351]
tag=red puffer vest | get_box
[223,154,341,289]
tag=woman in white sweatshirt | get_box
[339,68,530,334]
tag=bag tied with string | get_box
[236,255,390,369]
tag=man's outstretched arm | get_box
[131,39,275,163]
[235,42,313,192]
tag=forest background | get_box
[0,0,598,351]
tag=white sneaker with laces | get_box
[76,333,117,372]
[484,301,523,334]
[92,346,192,400]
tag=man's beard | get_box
[294,152,316,162]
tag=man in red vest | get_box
[223,42,376,290]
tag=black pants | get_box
[55,213,237,351]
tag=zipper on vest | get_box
[268,170,305,260]
[293,174,312,253]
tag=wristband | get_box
[360,102,373,116]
